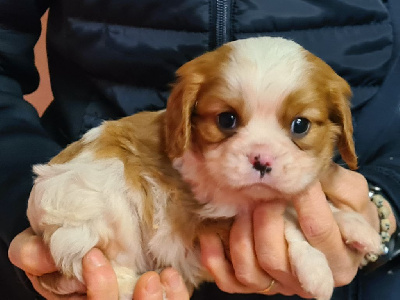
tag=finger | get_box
[8,228,57,276]
[38,271,86,295]
[27,273,59,300]
[133,271,163,300]
[200,232,290,296]
[293,182,340,250]
[321,164,396,235]
[230,209,270,290]
[257,279,298,297]
[253,202,311,298]
[253,202,288,273]
[160,268,190,300]
[199,232,254,294]
[293,182,359,284]
[321,165,380,240]
[27,273,85,300]
[82,248,118,300]
[321,164,369,211]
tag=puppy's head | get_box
[166,37,356,198]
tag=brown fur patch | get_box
[49,140,86,165]
[278,51,357,171]
[87,112,205,246]
[191,84,251,153]
[306,52,356,169]
[165,44,234,159]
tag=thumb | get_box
[8,228,57,276]
[83,248,119,300]
[133,271,164,300]
[292,182,341,251]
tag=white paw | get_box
[113,265,139,300]
[288,241,334,300]
[334,211,381,255]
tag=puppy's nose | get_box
[249,154,272,178]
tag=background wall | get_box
[23,11,53,116]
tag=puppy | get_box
[27,37,382,300]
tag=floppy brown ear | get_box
[165,70,203,160]
[329,77,358,170]
[165,44,231,160]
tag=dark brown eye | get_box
[291,117,310,138]
[217,112,238,130]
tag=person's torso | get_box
[43,0,394,145]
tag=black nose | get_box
[253,160,272,178]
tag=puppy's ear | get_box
[329,77,358,170]
[165,67,203,160]
[165,44,231,160]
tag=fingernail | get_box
[167,271,183,291]
[87,248,106,268]
[146,274,162,295]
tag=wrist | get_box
[362,182,399,272]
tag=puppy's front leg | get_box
[284,208,334,300]
[331,205,382,262]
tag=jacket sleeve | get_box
[355,52,400,265]
[0,0,61,297]
[355,0,400,265]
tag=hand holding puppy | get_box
[8,228,190,300]
[9,164,396,299]
[200,165,396,296]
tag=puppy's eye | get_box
[291,117,310,138]
[217,112,238,130]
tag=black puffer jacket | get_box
[0,0,399,299]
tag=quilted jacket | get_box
[0,0,399,299]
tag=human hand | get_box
[317,164,396,277]
[199,164,396,297]
[199,202,312,297]
[9,228,190,300]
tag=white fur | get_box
[143,174,204,285]
[224,37,308,113]
[28,152,144,290]
[28,150,203,299]
[82,125,103,144]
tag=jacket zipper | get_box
[211,0,232,49]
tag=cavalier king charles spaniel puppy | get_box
[27,37,381,300]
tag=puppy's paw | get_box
[113,265,139,300]
[288,241,334,300]
[334,210,381,255]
